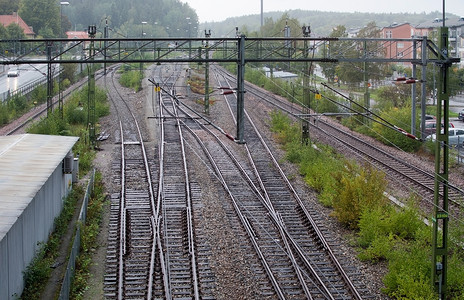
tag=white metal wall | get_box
[0,161,73,300]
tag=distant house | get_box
[263,67,298,82]
[0,12,35,38]
[380,22,416,66]
[416,17,464,68]
[66,31,89,40]
[65,31,90,57]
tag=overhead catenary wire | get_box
[320,82,422,141]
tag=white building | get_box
[0,134,79,299]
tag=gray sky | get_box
[181,0,464,23]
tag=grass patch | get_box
[71,172,107,299]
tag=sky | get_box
[181,0,464,23]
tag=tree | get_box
[0,0,19,15]
[19,0,60,38]
[0,24,8,40]
[320,25,348,83]
[6,23,26,39]
[375,84,413,110]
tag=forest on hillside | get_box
[0,0,198,38]
[0,0,461,40]
[204,9,460,37]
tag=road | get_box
[0,64,53,100]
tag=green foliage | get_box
[371,106,422,152]
[119,69,143,92]
[373,85,415,110]
[63,0,198,38]
[269,110,344,207]
[357,202,423,261]
[269,82,464,299]
[382,225,435,299]
[62,64,78,84]
[19,0,60,37]
[30,85,48,105]
[22,250,54,299]
[0,0,19,14]
[269,110,301,145]
[6,23,26,39]
[70,172,107,299]
[27,110,70,135]
[298,145,342,207]
[447,251,464,299]
[332,163,388,228]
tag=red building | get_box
[381,22,417,66]
[0,12,35,38]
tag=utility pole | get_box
[302,25,311,145]
[236,34,246,144]
[363,40,370,125]
[411,40,417,136]
[104,18,108,75]
[46,41,53,117]
[88,25,97,148]
[204,30,211,114]
[432,25,450,300]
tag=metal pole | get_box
[363,40,370,125]
[204,30,210,114]
[432,26,449,299]
[420,36,427,138]
[47,41,53,117]
[236,34,246,144]
[302,26,311,145]
[411,40,417,135]
[104,18,108,75]
[88,25,97,148]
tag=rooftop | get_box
[0,134,79,241]
[0,12,34,36]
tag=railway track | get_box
[142,63,374,298]
[214,66,464,220]
[203,69,371,299]
[103,66,158,299]
[153,63,216,299]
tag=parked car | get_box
[422,120,454,136]
[458,109,464,121]
[428,127,464,147]
[425,114,436,121]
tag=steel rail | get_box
[215,69,363,299]
[105,66,157,299]
[217,67,464,216]
[155,63,201,299]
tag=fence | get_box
[58,169,95,300]
[0,74,52,102]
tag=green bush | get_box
[332,163,387,228]
[382,226,435,299]
[27,110,70,135]
[119,70,143,92]
[371,106,422,152]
